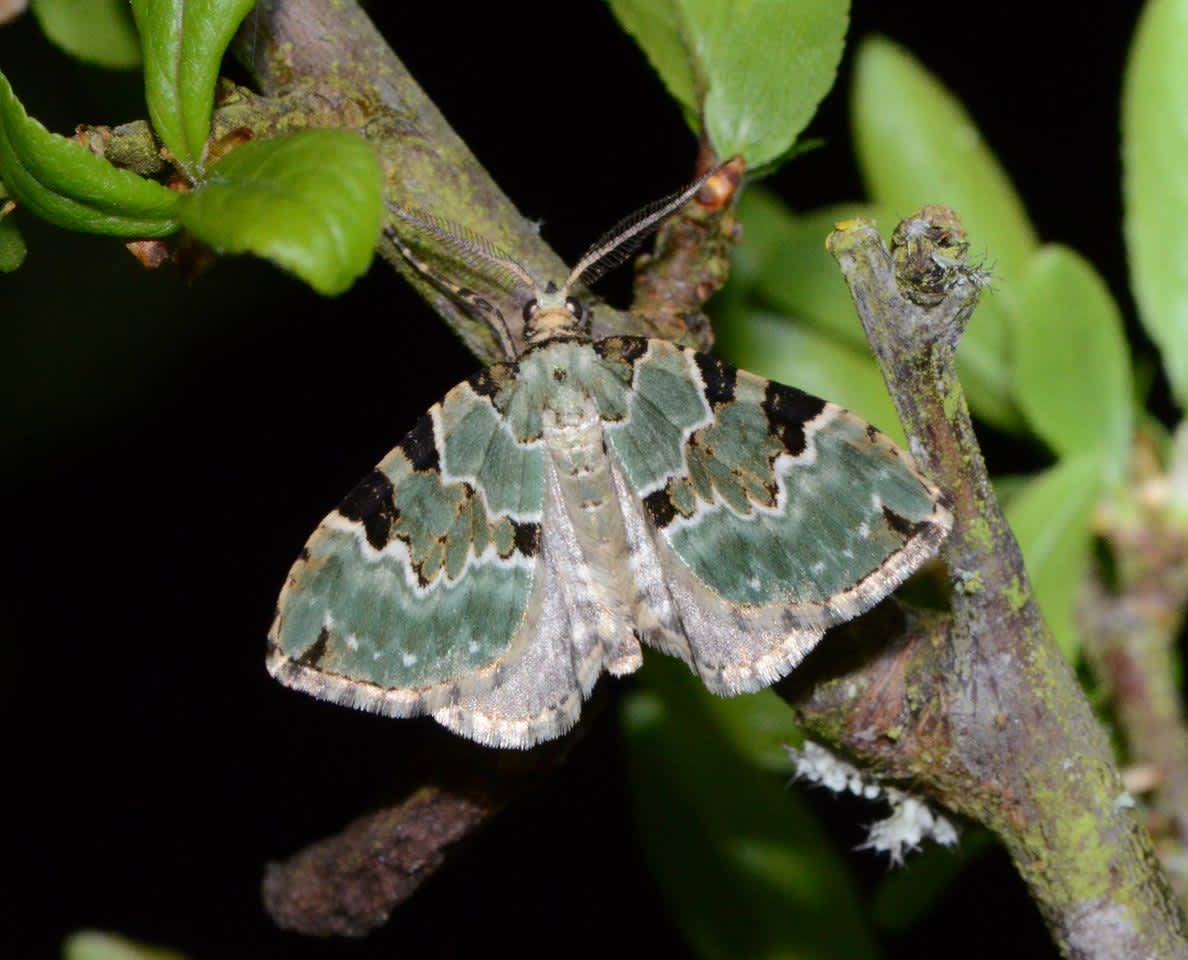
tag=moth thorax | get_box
[523,283,588,344]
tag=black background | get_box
[5,3,1150,958]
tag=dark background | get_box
[5,3,1147,957]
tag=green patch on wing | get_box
[272,378,544,692]
[669,407,938,605]
[603,341,712,493]
[276,525,534,688]
[597,344,942,608]
[439,380,545,517]
[665,373,784,518]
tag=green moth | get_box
[268,172,952,748]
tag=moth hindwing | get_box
[269,174,951,748]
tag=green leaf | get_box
[608,0,850,169]
[0,71,180,236]
[31,0,142,69]
[717,306,906,446]
[605,0,700,127]
[872,828,995,932]
[1006,455,1106,660]
[131,0,256,171]
[735,188,878,352]
[622,656,881,960]
[176,129,383,296]
[1015,245,1133,468]
[852,36,1036,429]
[1123,0,1188,408]
[722,190,911,442]
[63,931,186,960]
[991,473,1033,509]
[0,214,25,271]
[707,687,808,774]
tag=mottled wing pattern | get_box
[270,334,949,748]
[597,337,952,695]
[268,363,597,747]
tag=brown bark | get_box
[262,734,577,936]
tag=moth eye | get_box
[565,298,584,320]
[522,299,538,324]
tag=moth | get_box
[268,170,952,748]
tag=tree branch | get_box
[805,210,1188,959]
[262,732,580,937]
[263,786,489,938]
[93,5,740,352]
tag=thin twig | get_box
[262,734,579,936]
[627,150,744,351]
[1082,428,1188,903]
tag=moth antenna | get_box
[387,204,539,294]
[385,204,520,358]
[563,165,722,293]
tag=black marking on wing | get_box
[882,505,930,540]
[643,488,677,529]
[762,382,827,456]
[594,335,649,366]
[398,414,440,472]
[694,353,737,408]
[467,361,518,400]
[519,334,583,359]
[297,627,330,668]
[338,469,400,550]
[512,520,541,557]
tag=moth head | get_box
[522,281,589,344]
[522,165,726,344]
[386,162,728,355]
